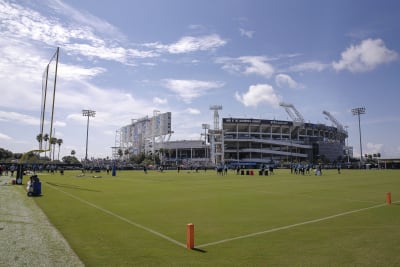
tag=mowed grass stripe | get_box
[46,181,187,248]
[197,201,396,248]
[32,169,400,266]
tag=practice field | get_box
[22,169,400,266]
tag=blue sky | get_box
[1,0,400,160]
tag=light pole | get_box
[344,125,350,164]
[82,109,96,162]
[351,107,365,167]
[202,124,210,166]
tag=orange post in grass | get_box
[386,192,392,205]
[186,223,194,249]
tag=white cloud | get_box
[239,28,254,38]
[59,63,106,80]
[167,34,227,54]
[47,0,125,40]
[0,110,39,126]
[275,74,302,89]
[216,56,274,78]
[163,79,224,103]
[235,84,281,108]
[64,43,127,62]
[153,97,167,105]
[290,61,328,72]
[185,108,201,115]
[0,1,157,66]
[146,34,227,54]
[0,132,12,140]
[0,110,66,131]
[333,38,398,72]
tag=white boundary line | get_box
[197,201,398,248]
[46,183,186,248]
[46,182,397,250]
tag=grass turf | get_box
[20,169,400,266]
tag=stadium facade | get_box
[115,111,351,167]
[222,117,349,166]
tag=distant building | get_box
[114,112,351,167]
[158,140,209,167]
[222,117,349,166]
[113,111,172,159]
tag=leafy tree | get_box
[130,152,145,164]
[13,153,23,160]
[71,150,76,156]
[62,155,80,164]
[0,148,13,160]
[20,151,40,163]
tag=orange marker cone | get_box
[186,223,194,249]
[386,192,392,205]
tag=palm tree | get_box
[36,133,43,151]
[71,150,76,161]
[50,137,57,161]
[43,133,49,159]
[57,138,63,161]
[124,149,129,160]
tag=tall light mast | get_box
[209,105,223,165]
[210,105,222,130]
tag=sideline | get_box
[0,176,84,266]
[46,182,187,248]
[197,201,398,248]
[45,180,397,250]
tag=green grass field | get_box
[22,169,400,266]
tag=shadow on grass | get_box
[192,248,207,253]
[46,182,102,192]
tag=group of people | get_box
[0,164,15,176]
[291,163,312,175]
[216,165,228,175]
[290,163,329,176]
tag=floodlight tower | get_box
[344,125,350,163]
[210,105,222,130]
[82,109,96,162]
[209,105,223,165]
[351,107,366,166]
[202,123,210,163]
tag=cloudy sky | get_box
[1,0,400,160]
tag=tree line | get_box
[36,133,63,161]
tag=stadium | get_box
[222,117,349,166]
[114,103,351,167]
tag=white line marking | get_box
[197,201,398,248]
[46,183,186,248]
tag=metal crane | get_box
[279,102,305,124]
[322,110,345,133]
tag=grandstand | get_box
[223,117,349,166]
[115,108,351,167]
